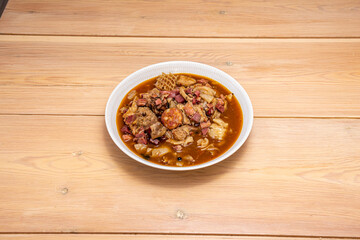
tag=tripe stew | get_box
[116,73,243,167]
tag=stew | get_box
[116,73,243,167]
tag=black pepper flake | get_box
[177,157,182,161]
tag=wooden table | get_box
[0,1,360,239]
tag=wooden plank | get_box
[0,0,9,18]
[0,115,359,236]
[0,36,360,117]
[0,234,356,240]
[0,0,360,37]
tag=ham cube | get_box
[184,102,195,116]
[155,98,162,105]
[216,103,225,113]
[125,114,136,124]
[137,98,147,106]
[191,112,201,123]
[122,134,133,142]
[121,125,132,134]
[175,94,185,103]
[200,120,211,129]
[201,127,209,136]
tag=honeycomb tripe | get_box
[155,72,178,91]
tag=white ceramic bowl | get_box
[105,61,253,171]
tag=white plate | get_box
[105,61,253,171]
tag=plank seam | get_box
[0,232,358,239]
[1,33,360,40]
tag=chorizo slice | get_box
[161,107,183,130]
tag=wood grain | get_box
[0,36,359,117]
[0,235,356,240]
[0,0,360,37]
[0,115,359,236]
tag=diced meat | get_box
[125,114,136,125]
[155,98,162,105]
[161,107,183,130]
[185,88,193,94]
[168,91,176,99]
[193,105,208,122]
[172,125,191,141]
[217,98,225,105]
[201,127,209,136]
[160,91,171,97]
[191,112,201,122]
[136,136,148,145]
[137,98,147,106]
[184,102,195,116]
[135,131,146,138]
[192,97,201,105]
[121,125,132,134]
[206,107,214,116]
[134,107,158,130]
[177,75,197,86]
[122,134,133,142]
[150,122,167,139]
[197,79,208,85]
[216,103,225,113]
[149,138,160,145]
[175,94,185,103]
[160,134,168,141]
[172,89,180,94]
[134,131,147,145]
[200,120,211,129]
[194,90,200,97]
[135,126,145,135]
